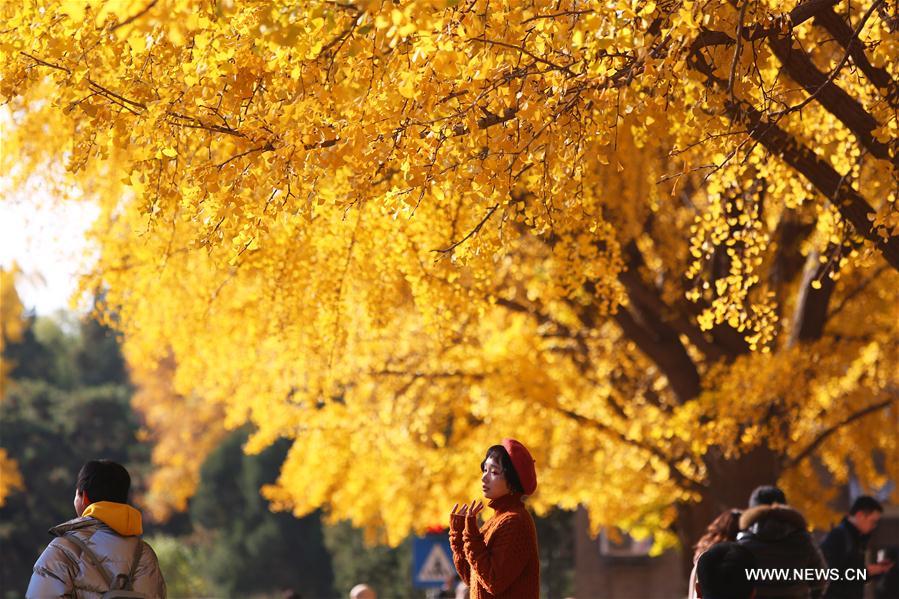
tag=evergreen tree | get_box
[0,316,147,597]
[190,430,335,598]
[323,522,414,599]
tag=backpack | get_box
[67,533,146,598]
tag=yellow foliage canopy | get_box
[0,448,25,508]
[2,0,897,547]
[0,269,26,505]
[1,267,25,395]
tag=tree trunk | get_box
[676,445,782,577]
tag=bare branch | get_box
[826,264,889,321]
[215,142,275,170]
[433,204,499,254]
[110,0,159,31]
[19,51,70,73]
[522,9,595,23]
[470,37,575,76]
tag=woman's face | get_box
[481,456,511,499]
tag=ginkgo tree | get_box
[2,0,896,555]
[0,268,26,506]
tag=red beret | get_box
[502,438,537,495]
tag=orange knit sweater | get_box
[449,494,540,599]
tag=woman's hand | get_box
[451,503,469,518]
[467,500,484,520]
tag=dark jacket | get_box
[820,518,868,599]
[737,504,828,599]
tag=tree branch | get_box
[215,142,275,170]
[813,6,899,108]
[728,99,899,270]
[784,395,897,469]
[368,369,486,380]
[619,243,737,361]
[768,0,892,162]
[826,264,888,321]
[110,0,158,31]
[494,297,577,339]
[790,0,842,27]
[787,247,838,346]
[19,51,70,73]
[470,38,575,76]
[612,307,701,404]
[433,204,499,254]
[728,1,749,100]
[551,404,706,493]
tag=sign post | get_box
[413,534,455,591]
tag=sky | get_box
[0,194,98,316]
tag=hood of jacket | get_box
[55,502,144,536]
[739,503,807,541]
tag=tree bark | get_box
[812,8,899,108]
[677,446,782,577]
[766,34,894,164]
[788,249,838,346]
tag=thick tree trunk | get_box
[676,445,782,577]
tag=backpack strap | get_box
[109,538,144,591]
[66,533,144,591]
[66,533,114,589]
[125,538,144,590]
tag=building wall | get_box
[573,507,687,599]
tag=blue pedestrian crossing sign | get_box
[413,535,455,588]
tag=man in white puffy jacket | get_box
[26,459,166,598]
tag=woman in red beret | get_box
[449,438,540,599]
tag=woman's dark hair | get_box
[693,509,742,561]
[481,445,524,494]
[76,460,130,504]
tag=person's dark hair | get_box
[696,542,757,599]
[849,495,883,515]
[749,485,786,507]
[694,509,742,561]
[481,445,524,494]
[76,460,130,504]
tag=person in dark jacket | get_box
[874,547,899,599]
[26,459,166,598]
[820,496,894,599]
[689,509,743,599]
[695,542,757,599]
[737,485,827,599]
